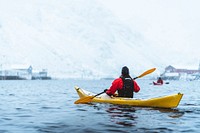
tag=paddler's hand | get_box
[113,93,118,97]
[104,89,108,92]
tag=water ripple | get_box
[0,80,200,132]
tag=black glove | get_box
[104,89,108,92]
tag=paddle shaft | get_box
[93,91,105,98]
[74,91,106,104]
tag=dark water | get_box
[0,79,200,133]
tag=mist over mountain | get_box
[98,0,200,69]
[1,0,195,79]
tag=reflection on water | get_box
[0,80,200,132]
[106,105,137,127]
[155,108,185,118]
[95,104,185,127]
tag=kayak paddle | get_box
[74,91,105,104]
[133,68,156,80]
[74,68,156,104]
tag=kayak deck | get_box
[153,81,163,85]
[74,86,183,108]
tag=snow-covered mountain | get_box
[101,0,200,69]
[0,0,191,79]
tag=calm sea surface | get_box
[0,79,200,133]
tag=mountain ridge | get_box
[0,0,170,78]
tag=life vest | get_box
[118,75,134,98]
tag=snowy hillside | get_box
[0,0,171,79]
[98,0,200,70]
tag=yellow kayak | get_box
[75,86,183,108]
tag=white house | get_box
[32,69,51,80]
[161,63,200,80]
[13,65,33,80]
[0,64,32,80]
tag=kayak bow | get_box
[74,86,183,108]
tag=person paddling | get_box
[157,77,163,84]
[104,66,140,98]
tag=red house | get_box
[165,65,200,74]
[161,64,200,80]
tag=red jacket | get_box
[106,78,140,96]
[157,79,163,84]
